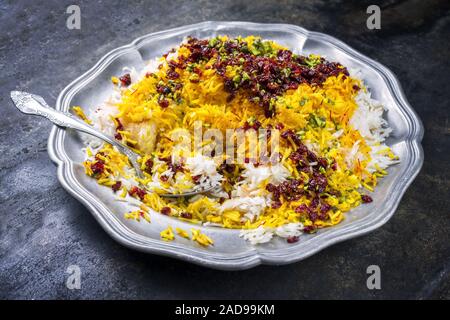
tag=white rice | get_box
[238,163,290,190]
[185,154,223,191]
[350,90,392,144]
[275,223,304,238]
[348,89,398,173]
[220,196,268,222]
[239,226,274,245]
[146,154,223,193]
[239,222,304,245]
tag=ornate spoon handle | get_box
[10,91,143,178]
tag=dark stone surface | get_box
[1,0,449,299]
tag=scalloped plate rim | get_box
[47,21,424,270]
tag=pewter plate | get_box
[47,22,424,270]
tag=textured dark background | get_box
[1,0,449,299]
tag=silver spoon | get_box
[10,91,214,198]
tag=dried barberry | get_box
[145,159,153,174]
[119,73,131,86]
[295,204,308,213]
[158,99,169,109]
[303,225,316,234]
[128,186,147,200]
[192,174,202,184]
[161,207,171,215]
[115,118,124,131]
[181,212,193,219]
[271,201,282,209]
[308,173,328,193]
[287,236,299,243]
[91,161,104,175]
[111,181,122,192]
[166,69,180,80]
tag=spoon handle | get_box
[10,91,143,178]
[11,91,118,144]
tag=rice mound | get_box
[77,36,398,245]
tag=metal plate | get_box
[47,22,424,270]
